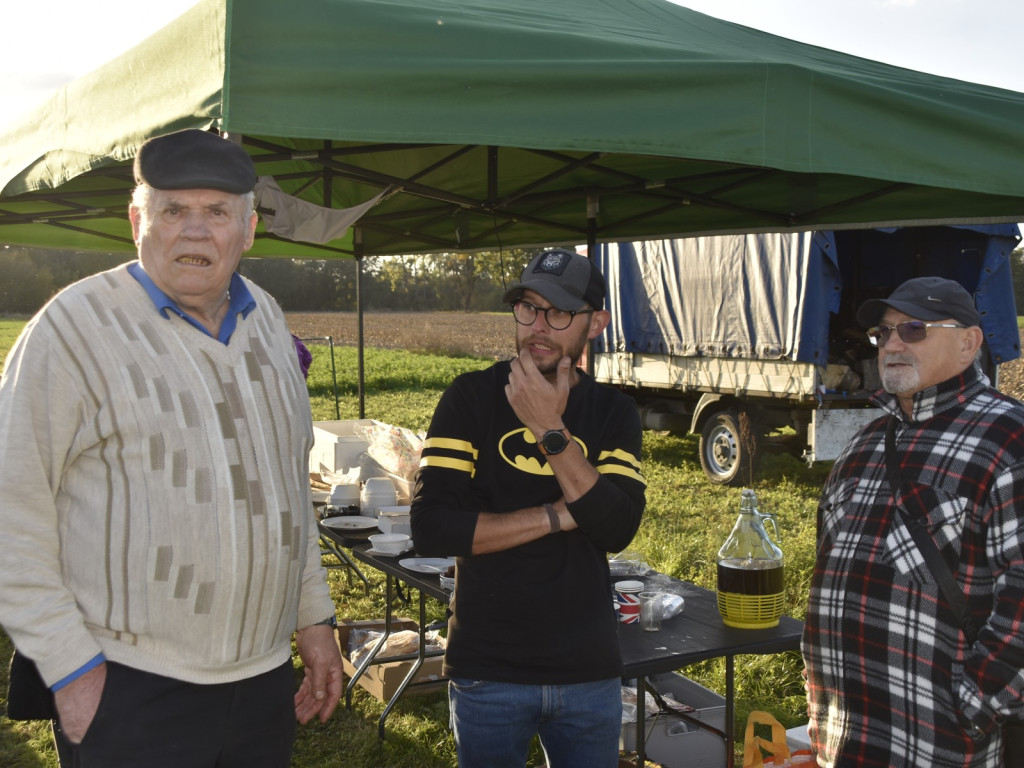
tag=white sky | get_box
[1,0,1022,135]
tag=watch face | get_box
[541,429,569,454]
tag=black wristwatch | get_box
[538,428,571,456]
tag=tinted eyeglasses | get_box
[866,321,967,347]
[512,300,593,330]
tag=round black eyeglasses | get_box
[512,301,593,331]
[866,320,967,347]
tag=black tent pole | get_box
[355,227,365,419]
[585,195,598,376]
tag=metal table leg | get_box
[319,534,370,593]
[726,655,735,768]
[636,676,647,766]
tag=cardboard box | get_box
[337,617,446,701]
[621,672,726,768]
[310,419,373,474]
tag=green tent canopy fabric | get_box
[2,0,1024,257]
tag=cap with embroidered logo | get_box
[502,248,606,311]
[856,276,980,328]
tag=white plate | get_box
[399,557,456,574]
[320,515,379,531]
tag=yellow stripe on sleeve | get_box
[419,455,476,476]
[597,464,646,485]
[597,447,641,470]
[423,436,478,459]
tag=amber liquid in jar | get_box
[716,559,785,595]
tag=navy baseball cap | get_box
[856,276,980,328]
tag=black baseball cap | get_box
[502,248,606,310]
[133,129,257,194]
[856,276,980,328]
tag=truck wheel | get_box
[699,410,755,486]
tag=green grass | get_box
[0,319,28,364]
[1,319,824,767]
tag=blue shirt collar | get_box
[127,261,256,344]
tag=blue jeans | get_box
[449,677,622,768]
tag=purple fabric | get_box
[292,334,312,379]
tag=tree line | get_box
[0,246,535,315]
[3,244,1024,317]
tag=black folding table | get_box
[324,531,804,765]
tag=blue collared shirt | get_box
[127,261,256,343]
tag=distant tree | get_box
[0,243,540,316]
[0,250,56,314]
[0,247,128,314]
[428,249,531,311]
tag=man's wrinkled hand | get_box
[294,624,344,724]
[54,662,107,744]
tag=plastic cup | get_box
[640,591,662,632]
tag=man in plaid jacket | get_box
[802,276,1024,767]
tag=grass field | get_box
[0,316,821,767]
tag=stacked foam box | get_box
[309,419,373,475]
[620,672,726,767]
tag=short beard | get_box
[880,353,921,395]
[516,326,590,377]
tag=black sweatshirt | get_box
[411,361,646,684]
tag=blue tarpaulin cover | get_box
[595,224,1021,366]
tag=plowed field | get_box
[286,311,1024,401]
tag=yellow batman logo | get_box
[498,428,586,475]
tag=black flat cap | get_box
[133,129,257,194]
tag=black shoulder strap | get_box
[885,417,979,645]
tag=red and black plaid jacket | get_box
[802,363,1024,768]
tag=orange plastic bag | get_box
[743,710,791,768]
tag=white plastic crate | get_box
[621,672,726,768]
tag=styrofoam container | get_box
[310,419,373,474]
[620,672,726,767]
[787,723,811,751]
[378,506,412,535]
[361,477,398,517]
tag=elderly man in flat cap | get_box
[0,129,342,767]
[802,276,1024,767]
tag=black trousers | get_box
[53,660,296,768]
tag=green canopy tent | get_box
[3,0,1024,260]
[3,0,1024,415]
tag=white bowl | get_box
[329,483,360,505]
[368,533,411,555]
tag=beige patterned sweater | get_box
[0,263,334,686]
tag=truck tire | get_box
[699,410,755,486]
